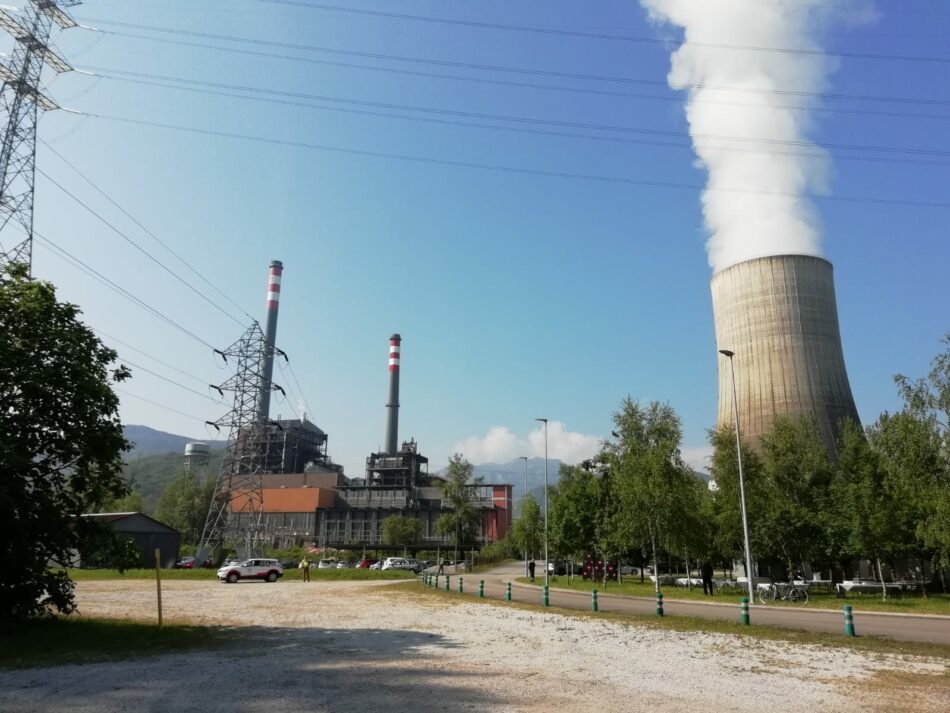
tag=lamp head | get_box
[719,349,735,358]
[535,417,548,424]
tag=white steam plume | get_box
[640,0,868,272]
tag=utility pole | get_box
[0,1,80,274]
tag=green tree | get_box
[757,416,834,578]
[548,463,602,560]
[154,471,216,544]
[606,398,695,591]
[100,489,145,514]
[382,515,423,554]
[833,419,915,599]
[509,493,543,561]
[708,426,767,571]
[891,334,950,578]
[435,454,483,563]
[0,266,130,618]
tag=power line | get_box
[40,139,256,323]
[94,327,212,387]
[278,357,312,421]
[115,387,208,423]
[82,67,950,160]
[33,228,217,350]
[88,30,950,124]
[87,68,950,169]
[258,1,950,65]
[118,356,222,405]
[78,111,950,210]
[36,166,248,328]
[82,22,950,109]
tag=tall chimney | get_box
[258,259,283,423]
[384,333,401,454]
[712,254,860,457]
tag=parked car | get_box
[620,565,641,576]
[547,560,569,576]
[336,560,355,569]
[217,558,284,583]
[369,560,383,570]
[317,558,338,569]
[357,559,378,568]
[380,557,421,573]
[175,556,212,569]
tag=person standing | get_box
[528,559,536,583]
[701,560,714,595]
[300,556,311,582]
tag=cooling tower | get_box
[712,254,860,457]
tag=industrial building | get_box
[199,263,512,555]
[712,254,861,456]
[79,512,180,568]
[314,335,513,552]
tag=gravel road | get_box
[1,579,947,712]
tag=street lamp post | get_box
[535,418,549,587]
[519,455,528,578]
[719,349,756,605]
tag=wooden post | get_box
[155,548,163,627]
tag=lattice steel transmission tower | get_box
[0,0,80,274]
[198,322,285,560]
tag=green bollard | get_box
[591,589,599,612]
[433,574,438,588]
[458,577,464,594]
[445,575,450,592]
[505,581,512,602]
[479,579,484,598]
[656,591,664,617]
[740,597,750,626]
[543,584,549,607]
[844,605,855,637]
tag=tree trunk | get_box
[919,557,928,600]
[685,550,692,591]
[876,555,887,601]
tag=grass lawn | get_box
[517,576,950,615]
[395,582,950,660]
[0,617,230,670]
[61,567,416,582]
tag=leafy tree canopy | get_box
[0,266,130,618]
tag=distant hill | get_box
[124,424,224,459]
[121,425,225,512]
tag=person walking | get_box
[437,559,445,575]
[300,555,311,582]
[701,560,714,596]
[528,559,536,583]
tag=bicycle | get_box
[757,581,809,604]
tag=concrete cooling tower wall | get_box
[712,254,860,457]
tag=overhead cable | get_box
[257,1,950,64]
[78,112,950,210]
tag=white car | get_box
[317,558,337,569]
[380,557,420,573]
[217,558,283,583]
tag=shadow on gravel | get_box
[0,625,501,712]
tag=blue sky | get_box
[11,0,949,477]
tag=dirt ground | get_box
[1,579,947,712]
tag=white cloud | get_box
[681,445,714,473]
[453,422,603,466]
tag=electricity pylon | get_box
[0,0,80,274]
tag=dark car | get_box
[176,556,213,569]
[357,559,378,568]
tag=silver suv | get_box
[380,557,421,573]
[217,558,284,583]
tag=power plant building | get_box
[313,335,513,551]
[712,254,861,456]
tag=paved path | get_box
[425,562,950,646]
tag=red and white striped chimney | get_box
[258,260,283,423]
[384,333,401,454]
